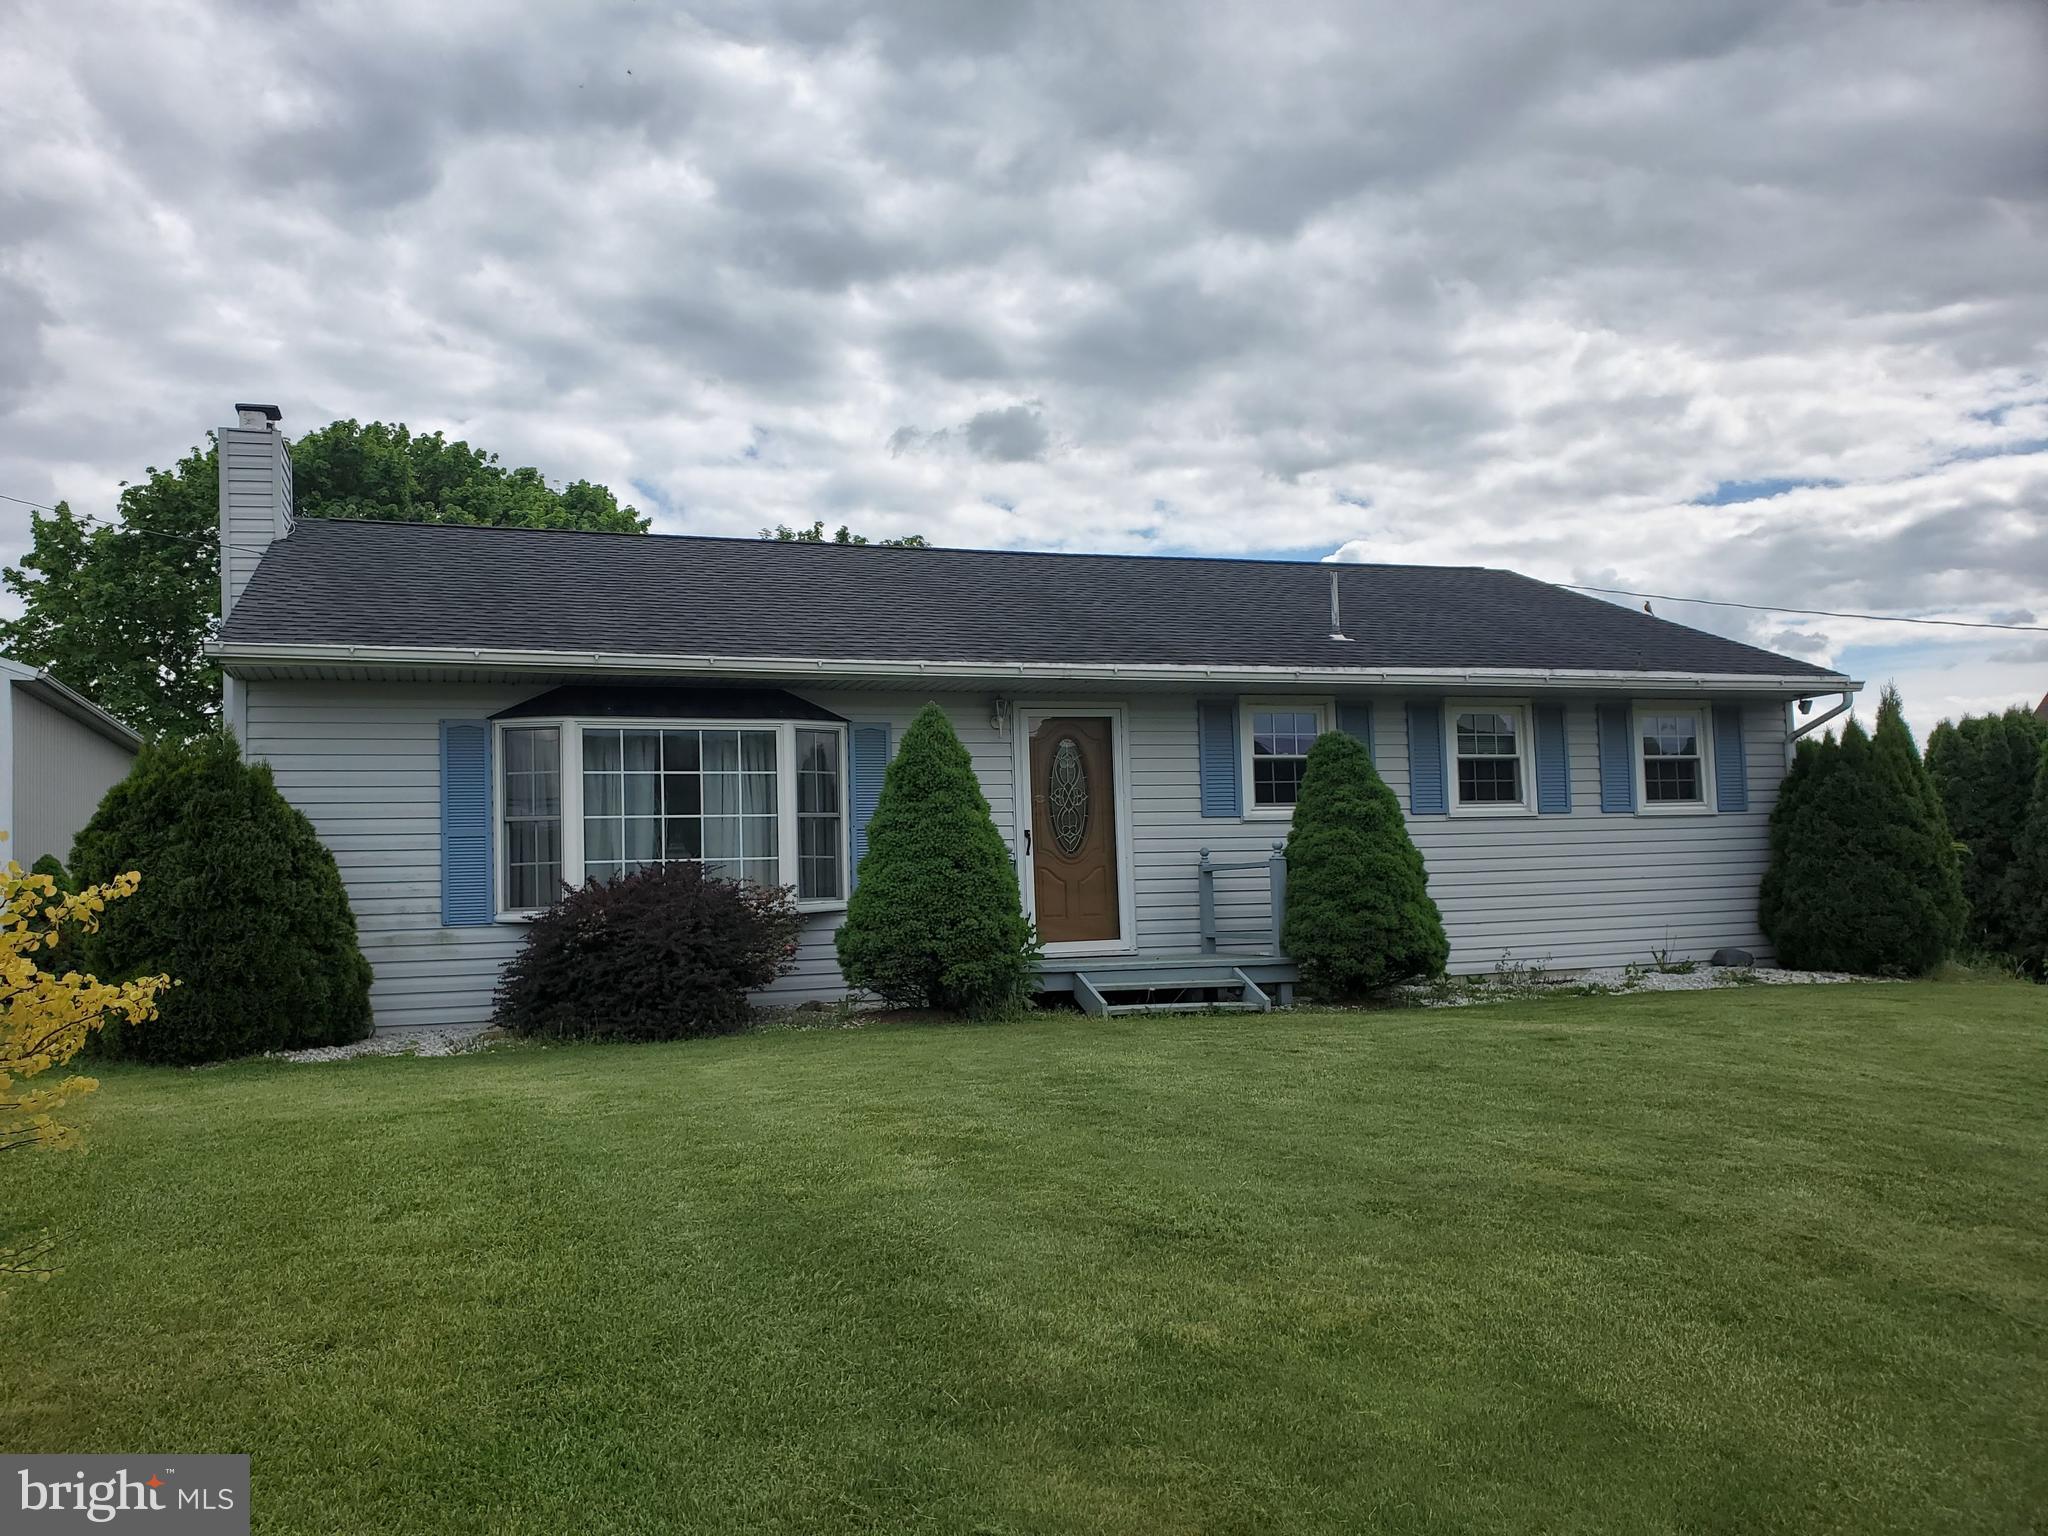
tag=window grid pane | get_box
[580,727,786,889]
[1641,714,1704,802]
[502,727,563,909]
[795,728,844,900]
[1250,708,1322,806]
[1453,709,1524,806]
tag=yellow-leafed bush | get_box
[1,855,170,1156]
[2,846,171,1282]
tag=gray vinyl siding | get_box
[242,682,1014,1025]
[219,426,292,617]
[1143,696,1787,970]
[7,686,138,869]
[245,679,1786,1030]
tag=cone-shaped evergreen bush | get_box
[1758,734,1825,942]
[1280,731,1448,996]
[1926,706,2047,957]
[835,704,1038,1013]
[2005,739,2048,979]
[70,733,374,1062]
[1759,689,1964,975]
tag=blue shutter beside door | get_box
[1198,700,1241,817]
[1533,702,1571,814]
[1596,702,1636,814]
[440,720,493,926]
[1337,700,1375,764]
[849,723,891,887]
[1406,702,1448,815]
[1713,705,1749,812]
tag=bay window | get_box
[495,719,846,915]
[500,726,562,910]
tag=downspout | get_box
[1791,689,1857,742]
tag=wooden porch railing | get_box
[1197,843,1288,956]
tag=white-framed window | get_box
[493,718,849,918]
[1633,702,1715,813]
[1446,699,1534,815]
[1239,697,1333,815]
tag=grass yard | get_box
[4,982,2046,1534]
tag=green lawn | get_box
[4,983,2045,1534]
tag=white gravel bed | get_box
[267,1021,498,1062]
[1404,963,1879,1008]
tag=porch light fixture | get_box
[990,695,1012,734]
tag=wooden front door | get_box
[1028,715,1121,946]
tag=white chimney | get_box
[218,402,292,620]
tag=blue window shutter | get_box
[1713,705,1749,812]
[1533,702,1571,814]
[1198,700,1241,818]
[440,720,493,926]
[1406,703,1447,815]
[1337,700,1375,764]
[1596,702,1636,814]
[850,723,891,887]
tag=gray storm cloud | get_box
[0,0,2042,732]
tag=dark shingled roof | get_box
[219,519,1844,680]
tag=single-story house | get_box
[209,406,1859,1027]
[0,656,142,871]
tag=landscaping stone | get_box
[1402,963,1878,1009]
[268,1021,498,1062]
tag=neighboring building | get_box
[2035,691,2046,721]
[0,657,142,870]
[207,406,1860,1028]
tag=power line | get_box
[1559,583,2048,634]
[0,491,212,548]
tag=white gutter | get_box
[207,640,1856,698]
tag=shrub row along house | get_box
[209,405,1858,1027]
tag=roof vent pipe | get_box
[1329,568,1350,641]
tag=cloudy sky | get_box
[3,0,2043,736]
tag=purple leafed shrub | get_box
[494,863,803,1042]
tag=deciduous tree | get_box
[1,421,646,740]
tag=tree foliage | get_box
[1280,731,1448,996]
[761,519,928,548]
[835,704,1038,1013]
[2005,739,2048,979]
[495,863,803,1041]
[1759,688,1965,976]
[1925,705,2047,959]
[70,734,373,1063]
[0,421,647,740]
